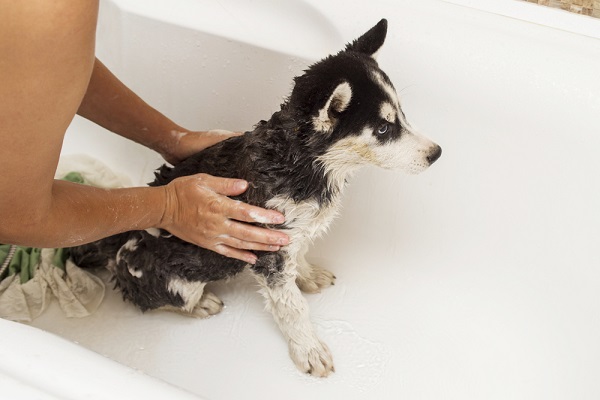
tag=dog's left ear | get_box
[313,81,352,133]
[345,19,388,60]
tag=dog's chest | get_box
[266,195,342,244]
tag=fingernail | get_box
[269,245,280,251]
[235,180,248,191]
[246,255,257,264]
[271,214,285,224]
[277,236,289,246]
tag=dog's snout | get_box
[427,145,442,165]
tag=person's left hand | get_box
[161,129,242,165]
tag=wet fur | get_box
[70,19,441,377]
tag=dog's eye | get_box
[376,123,389,135]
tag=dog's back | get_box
[152,108,340,209]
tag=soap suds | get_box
[171,130,188,143]
[206,129,235,136]
[249,211,270,224]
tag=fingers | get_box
[192,130,243,150]
[210,223,287,264]
[198,175,286,226]
[227,200,286,226]
[197,173,249,197]
[165,130,244,164]
[205,129,243,140]
[214,244,258,265]
[216,234,281,252]
[161,173,290,264]
[223,216,288,247]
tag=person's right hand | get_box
[159,173,289,264]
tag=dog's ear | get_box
[312,81,352,133]
[344,19,387,60]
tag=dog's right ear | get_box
[345,19,388,60]
[312,81,352,133]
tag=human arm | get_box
[77,58,240,165]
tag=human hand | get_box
[158,173,289,264]
[161,129,242,165]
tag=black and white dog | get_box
[70,19,441,377]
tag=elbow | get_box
[0,205,49,247]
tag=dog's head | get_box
[289,19,441,175]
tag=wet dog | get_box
[70,19,441,377]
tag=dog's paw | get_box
[289,338,335,377]
[190,291,224,318]
[296,265,336,294]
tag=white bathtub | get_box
[2,0,600,398]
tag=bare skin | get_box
[0,1,288,265]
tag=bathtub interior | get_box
[6,0,600,399]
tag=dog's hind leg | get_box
[295,243,336,294]
[251,252,334,377]
[162,278,224,318]
[113,234,224,318]
[155,291,223,318]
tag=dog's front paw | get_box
[296,265,336,294]
[289,338,335,377]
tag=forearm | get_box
[77,58,182,158]
[0,180,167,248]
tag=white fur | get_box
[254,263,334,376]
[123,239,138,251]
[313,82,353,133]
[316,128,376,176]
[167,277,206,313]
[253,195,343,376]
[116,238,138,265]
[105,259,116,273]
[295,242,335,294]
[266,196,342,254]
[380,102,396,123]
[116,239,143,277]
[371,71,400,110]
[128,267,143,278]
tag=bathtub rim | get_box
[441,0,600,40]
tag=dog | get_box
[70,19,441,377]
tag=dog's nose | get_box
[427,145,442,165]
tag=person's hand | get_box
[161,129,242,165]
[159,173,289,264]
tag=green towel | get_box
[0,246,70,283]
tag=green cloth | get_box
[0,246,70,283]
[0,172,84,283]
[61,171,85,184]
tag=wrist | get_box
[156,182,175,231]
[153,125,190,165]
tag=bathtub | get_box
[2,0,600,398]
